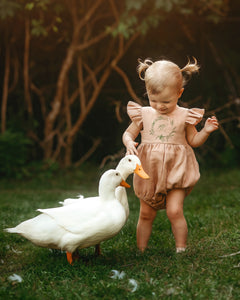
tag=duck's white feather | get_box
[59,195,84,206]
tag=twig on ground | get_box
[219,251,240,258]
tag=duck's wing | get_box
[59,195,84,206]
[59,198,81,206]
[38,198,126,237]
[62,201,127,242]
[38,196,103,232]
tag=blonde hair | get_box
[137,57,199,94]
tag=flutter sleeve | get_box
[186,108,205,126]
[127,101,143,129]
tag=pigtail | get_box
[181,57,199,74]
[180,57,200,86]
[137,58,153,81]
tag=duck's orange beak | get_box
[134,164,150,179]
[120,180,131,188]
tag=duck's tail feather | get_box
[4,227,22,234]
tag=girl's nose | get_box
[158,103,165,109]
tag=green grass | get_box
[0,167,240,299]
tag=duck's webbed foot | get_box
[66,250,80,264]
[66,252,73,264]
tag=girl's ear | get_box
[178,88,184,98]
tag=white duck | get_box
[59,155,149,255]
[5,169,130,264]
[115,155,149,218]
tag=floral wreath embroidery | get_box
[149,116,176,142]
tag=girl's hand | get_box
[204,116,219,134]
[126,141,139,155]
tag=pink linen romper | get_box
[127,101,205,210]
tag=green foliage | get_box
[1,0,63,36]
[0,129,61,179]
[20,159,61,181]
[114,0,227,38]
[0,131,32,178]
[125,0,187,11]
[25,0,50,11]
[31,19,47,36]
[125,0,147,10]
[0,0,20,20]
[0,169,240,299]
[114,0,191,38]
[28,1,63,36]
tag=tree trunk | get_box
[1,40,10,134]
[43,45,76,160]
[23,17,32,115]
[64,135,74,167]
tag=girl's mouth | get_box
[158,108,167,113]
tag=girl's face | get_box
[148,87,184,114]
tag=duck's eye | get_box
[115,173,119,176]
[128,159,132,162]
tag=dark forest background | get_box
[0,0,240,177]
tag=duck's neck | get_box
[116,165,128,181]
[99,186,116,201]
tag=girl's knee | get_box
[166,207,183,221]
[139,200,157,222]
[166,189,185,221]
[139,210,156,222]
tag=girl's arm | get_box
[186,116,219,148]
[122,122,141,155]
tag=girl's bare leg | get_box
[166,189,187,248]
[137,199,157,252]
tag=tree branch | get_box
[52,131,67,162]
[69,32,140,139]
[108,0,119,22]
[206,99,237,115]
[113,64,142,104]
[73,0,104,36]
[74,137,101,167]
[31,83,47,119]
[219,116,240,125]
[77,56,86,112]
[63,79,72,131]
[76,30,109,51]
[82,61,98,89]
[217,122,234,148]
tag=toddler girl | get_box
[122,58,219,253]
